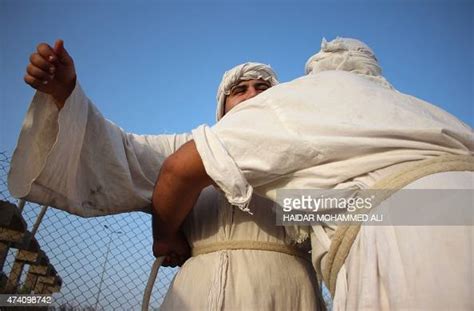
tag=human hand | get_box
[24,39,76,110]
[153,231,191,267]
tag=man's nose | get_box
[245,87,258,99]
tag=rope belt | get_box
[192,240,310,262]
[322,154,474,297]
[143,238,310,309]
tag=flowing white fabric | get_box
[8,37,474,309]
[191,39,473,310]
[193,71,473,208]
[215,62,279,121]
[334,171,474,310]
[8,83,192,216]
[160,186,324,310]
[8,82,324,309]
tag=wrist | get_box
[156,224,178,240]
[53,75,76,110]
[152,212,178,240]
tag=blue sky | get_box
[1,0,473,154]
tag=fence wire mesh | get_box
[0,150,333,310]
[0,151,177,310]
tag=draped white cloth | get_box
[8,36,474,309]
[161,186,324,310]
[8,84,324,310]
[8,84,192,216]
[191,67,473,310]
[192,71,473,211]
[334,171,474,310]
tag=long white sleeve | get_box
[8,82,192,217]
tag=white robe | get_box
[8,85,325,310]
[190,70,474,310]
[161,186,324,310]
[8,84,191,216]
[9,70,474,310]
[334,171,474,310]
[191,71,473,208]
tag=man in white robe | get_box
[150,38,474,310]
[9,40,325,310]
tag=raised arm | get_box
[9,40,193,217]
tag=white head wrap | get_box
[305,37,393,89]
[216,62,279,121]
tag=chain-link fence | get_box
[0,151,177,310]
[0,151,333,310]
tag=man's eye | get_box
[232,88,245,95]
[257,85,270,91]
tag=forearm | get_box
[152,166,204,238]
[152,141,212,238]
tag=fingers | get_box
[29,53,55,73]
[162,255,175,267]
[24,74,48,89]
[53,39,74,65]
[153,232,190,267]
[36,42,57,63]
[27,63,53,82]
[162,254,177,267]
[161,253,185,268]
[25,52,55,89]
[23,43,57,89]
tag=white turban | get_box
[305,37,393,89]
[216,62,279,121]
